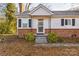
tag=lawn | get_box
[0,18,6,23]
[0,38,79,56]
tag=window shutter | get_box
[72,19,75,26]
[18,19,21,27]
[61,19,64,26]
[29,19,32,27]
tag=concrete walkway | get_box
[34,43,79,47]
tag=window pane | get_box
[38,22,43,27]
[38,27,43,32]
[23,23,27,27]
[65,19,68,25]
[65,19,72,25]
[68,20,71,25]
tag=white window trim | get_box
[17,18,32,29]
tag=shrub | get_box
[57,37,64,43]
[0,22,12,34]
[48,32,58,43]
[24,32,35,42]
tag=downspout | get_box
[49,16,51,33]
[50,16,51,33]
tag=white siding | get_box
[75,18,79,27]
[51,18,61,28]
[17,17,79,29]
[31,8,51,16]
[51,18,79,29]
[32,19,38,29]
[44,19,50,29]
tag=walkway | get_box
[35,34,48,43]
[34,43,79,47]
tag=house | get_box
[16,4,79,38]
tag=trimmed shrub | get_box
[48,32,58,43]
[24,32,35,42]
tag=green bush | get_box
[48,32,58,43]
[0,22,12,34]
[24,32,35,42]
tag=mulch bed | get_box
[0,38,79,56]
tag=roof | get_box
[17,4,79,17]
[52,11,79,15]
[29,4,53,15]
[16,11,30,17]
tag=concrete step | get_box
[37,33,44,35]
[35,35,48,44]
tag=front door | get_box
[37,19,44,33]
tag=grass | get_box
[0,38,79,56]
[57,37,79,43]
[0,19,6,23]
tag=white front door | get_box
[37,19,44,33]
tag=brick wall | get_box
[18,29,36,37]
[18,29,79,38]
[45,29,79,38]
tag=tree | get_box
[3,3,16,34]
[25,3,31,12]
[0,3,16,34]
[5,3,16,23]
[5,3,17,34]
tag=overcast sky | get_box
[16,3,79,11]
[0,3,79,13]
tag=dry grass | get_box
[0,39,79,56]
[0,19,6,23]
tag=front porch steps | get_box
[35,34,48,43]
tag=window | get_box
[61,19,75,26]
[65,19,68,25]
[18,19,21,27]
[65,19,71,25]
[23,23,27,27]
[68,20,71,25]
[38,19,43,32]
[38,21,43,27]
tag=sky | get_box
[0,3,79,13]
[16,3,79,12]
[29,3,72,11]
